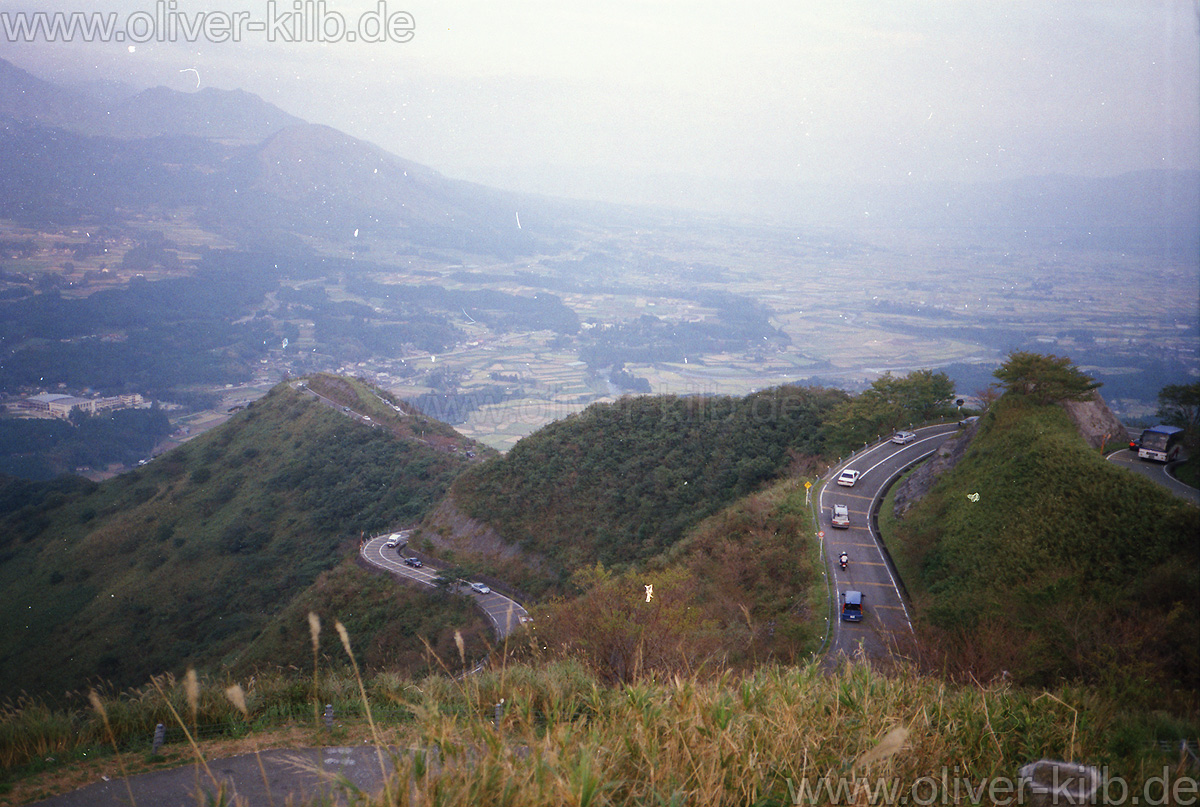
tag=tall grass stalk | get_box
[150,674,220,792]
[88,689,136,807]
[335,620,393,805]
[226,684,273,807]
[308,611,321,728]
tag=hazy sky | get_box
[4,0,1198,208]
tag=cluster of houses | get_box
[16,392,147,419]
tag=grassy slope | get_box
[0,379,485,701]
[442,386,844,593]
[889,396,1200,693]
[534,479,827,681]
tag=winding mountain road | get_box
[359,533,530,639]
[819,424,960,663]
[1105,447,1200,506]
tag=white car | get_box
[836,469,860,487]
[470,582,491,595]
[891,431,916,445]
[831,503,850,528]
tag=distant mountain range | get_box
[0,57,302,142]
[0,56,1196,259]
[0,57,555,255]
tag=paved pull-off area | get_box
[29,746,395,807]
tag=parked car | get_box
[891,430,916,444]
[837,469,860,487]
[470,582,491,594]
[403,557,422,568]
[841,590,864,622]
[831,504,850,528]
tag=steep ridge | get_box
[0,378,488,701]
[0,58,302,143]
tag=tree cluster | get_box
[1156,382,1200,456]
[992,351,1100,404]
[827,369,957,450]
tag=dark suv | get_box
[403,557,422,568]
[841,590,864,622]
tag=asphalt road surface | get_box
[1105,447,1200,506]
[820,425,959,664]
[29,746,396,807]
[359,533,530,639]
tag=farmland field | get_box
[3,214,1195,453]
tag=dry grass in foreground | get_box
[3,617,1197,807]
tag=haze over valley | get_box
[1,54,1195,462]
[1,7,1199,798]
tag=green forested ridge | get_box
[889,394,1200,694]
[0,380,477,701]
[2,363,1196,713]
[445,386,845,591]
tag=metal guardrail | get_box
[1159,738,1200,768]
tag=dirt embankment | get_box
[420,495,547,572]
[1060,392,1130,450]
[891,422,977,519]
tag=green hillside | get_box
[885,394,1200,695]
[535,479,826,682]
[440,386,845,593]
[0,379,487,701]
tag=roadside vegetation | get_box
[1155,381,1200,488]
[3,649,1196,806]
[825,369,959,452]
[535,478,827,682]
[885,357,1200,701]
